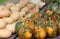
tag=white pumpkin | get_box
[19,11,26,17]
[0,5,11,17]
[10,5,20,12]
[0,19,6,29]
[19,0,29,8]
[10,12,20,21]
[0,29,12,38]
[26,3,35,9]
[3,17,14,24]
[5,3,14,9]
[6,22,16,33]
[21,7,29,12]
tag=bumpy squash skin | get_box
[19,28,32,39]
[34,26,46,39]
[15,10,59,39]
[23,18,34,30]
[15,22,24,34]
[46,25,57,38]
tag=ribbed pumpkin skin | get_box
[23,17,34,30]
[15,22,24,34]
[19,28,32,39]
[34,26,46,39]
[15,20,33,39]
[15,6,60,38]
[46,25,57,38]
[46,18,57,38]
[45,1,59,37]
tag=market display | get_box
[15,0,60,39]
[15,12,60,39]
[0,0,60,39]
[0,0,45,38]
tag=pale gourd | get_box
[5,3,14,9]
[10,5,20,12]
[0,29,12,38]
[10,12,20,21]
[29,0,45,8]
[26,3,35,9]
[33,6,39,12]
[3,17,14,24]
[0,19,6,29]
[21,7,29,12]
[19,0,29,8]
[19,11,26,17]
[0,6,11,17]
[6,22,16,33]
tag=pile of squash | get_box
[15,12,59,39]
[0,0,47,38]
[15,0,60,39]
[0,0,42,38]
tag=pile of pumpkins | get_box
[15,1,60,39]
[15,10,60,39]
[0,0,46,38]
[0,0,60,39]
[0,0,42,38]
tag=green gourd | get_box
[15,22,24,34]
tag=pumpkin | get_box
[15,21,24,34]
[10,5,20,12]
[0,19,6,29]
[0,5,11,17]
[34,26,46,39]
[30,13,41,20]
[19,28,32,39]
[0,29,12,38]
[15,18,33,39]
[46,20,57,38]
[10,12,20,21]
[6,22,16,33]
[46,10,53,15]
[23,17,34,29]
